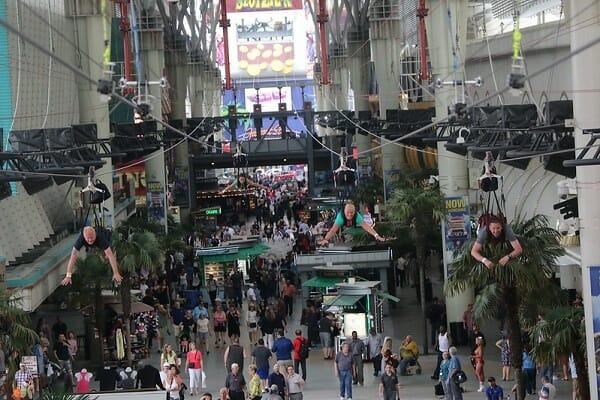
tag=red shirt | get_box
[186,349,203,369]
[292,336,307,361]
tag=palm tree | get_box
[445,214,564,400]
[39,391,95,400]
[0,288,39,397]
[386,173,445,354]
[530,306,588,400]
[69,254,112,364]
[112,230,164,366]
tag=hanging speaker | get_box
[544,100,573,125]
[334,169,355,187]
[543,135,576,178]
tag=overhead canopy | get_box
[325,295,362,307]
[376,292,401,302]
[302,276,344,288]
[108,302,154,315]
[199,243,270,263]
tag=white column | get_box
[76,13,114,226]
[570,0,600,397]
[428,0,472,332]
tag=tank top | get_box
[227,344,244,369]
[438,332,450,352]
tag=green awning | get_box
[376,292,400,302]
[325,295,362,307]
[200,243,270,263]
[302,276,344,288]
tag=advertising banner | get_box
[384,169,403,198]
[146,181,166,225]
[444,196,470,275]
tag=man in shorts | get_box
[252,338,272,387]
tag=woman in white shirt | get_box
[246,301,259,346]
[196,313,212,355]
[165,367,182,400]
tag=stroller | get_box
[46,361,73,394]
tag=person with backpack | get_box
[292,329,309,381]
[317,201,386,245]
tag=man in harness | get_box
[470,216,522,269]
[318,201,386,245]
[62,226,123,285]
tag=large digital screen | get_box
[223,0,312,79]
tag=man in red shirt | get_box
[292,329,308,381]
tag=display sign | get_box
[205,207,222,216]
[146,181,166,224]
[384,169,403,198]
[21,355,38,376]
[444,196,470,276]
[589,266,600,392]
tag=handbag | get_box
[434,382,445,396]
[188,362,196,369]
[453,370,468,384]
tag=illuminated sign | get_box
[228,0,302,11]
[205,207,222,215]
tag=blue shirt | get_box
[271,337,293,361]
[448,355,462,376]
[485,384,504,400]
[193,306,209,321]
[522,352,535,369]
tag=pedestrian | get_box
[225,363,247,400]
[247,302,260,346]
[161,344,179,367]
[196,313,212,355]
[378,364,400,400]
[224,335,247,372]
[292,329,308,381]
[267,363,286,399]
[285,365,305,400]
[365,327,383,363]
[271,329,293,371]
[53,333,73,382]
[251,338,272,387]
[318,312,333,359]
[522,347,536,395]
[186,342,203,396]
[539,375,556,399]
[439,351,451,399]
[136,361,165,389]
[472,336,485,392]
[227,304,242,340]
[495,332,511,381]
[447,346,463,400]
[247,364,263,400]
[165,366,183,400]
[485,377,504,400]
[281,280,297,317]
[346,331,365,386]
[334,342,354,400]
[462,304,474,346]
[432,325,451,380]
[426,297,445,346]
[213,305,227,348]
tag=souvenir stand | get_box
[323,280,400,353]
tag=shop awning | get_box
[325,295,362,307]
[108,302,154,315]
[302,276,344,288]
[376,292,401,302]
[199,243,270,263]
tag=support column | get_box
[139,13,167,230]
[369,1,405,204]
[348,33,372,156]
[74,9,114,227]
[570,0,600,397]
[428,0,472,334]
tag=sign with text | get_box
[146,181,166,225]
[444,196,470,275]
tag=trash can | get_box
[450,322,467,346]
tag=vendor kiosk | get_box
[323,280,399,352]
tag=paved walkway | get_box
[73,271,573,399]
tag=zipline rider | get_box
[471,216,522,269]
[318,201,386,245]
[62,226,123,285]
